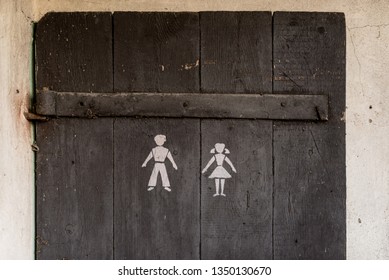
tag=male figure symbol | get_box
[202,143,237,197]
[142,135,178,192]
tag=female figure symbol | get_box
[202,143,237,197]
[142,135,178,192]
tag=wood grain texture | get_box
[34,11,346,260]
[201,120,273,259]
[36,119,113,259]
[114,119,200,259]
[35,91,329,120]
[200,12,273,259]
[35,12,112,92]
[114,12,199,93]
[200,12,272,93]
[113,12,200,259]
[35,12,114,259]
[273,12,346,259]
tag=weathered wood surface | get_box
[113,12,201,259]
[273,12,346,259]
[114,12,199,93]
[200,12,272,93]
[34,11,346,260]
[35,12,113,259]
[200,12,273,259]
[114,119,200,259]
[201,120,273,259]
[35,12,112,92]
[36,119,113,259]
[35,91,329,120]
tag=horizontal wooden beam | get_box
[36,91,328,121]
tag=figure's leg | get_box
[213,179,220,197]
[220,179,226,196]
[160,164,171,192]
[147,164,158,191]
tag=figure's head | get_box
[210,143,230,154]
[154,134,166,146]
[214,143,225,153]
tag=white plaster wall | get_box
[0,0,35,259]
[1,0,388,259]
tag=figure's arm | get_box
[202,157,215,173]
[167,151,178,170]
[141,152,153,167]
[225,157,237,173]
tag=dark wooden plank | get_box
[200,12,273,259]
[201,120,273,259]
[200,12,272,93]
[35,12,114,259]
[35,12,112,92]
[114,12,199,93]
[36,119,113,259]
[273,12,346,259]
[114,118,200,259]
[113,12,200,259]
[35,91,329,120]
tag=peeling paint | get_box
[340,111,346,122]
[182,59,199,70]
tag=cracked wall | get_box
[0,0,35,259]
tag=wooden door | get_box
[35,12,345,259]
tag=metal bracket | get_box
[24,111,49,122]
[35,90,329,121]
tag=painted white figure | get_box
[142,134,178,192]
[202,143,237,197]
